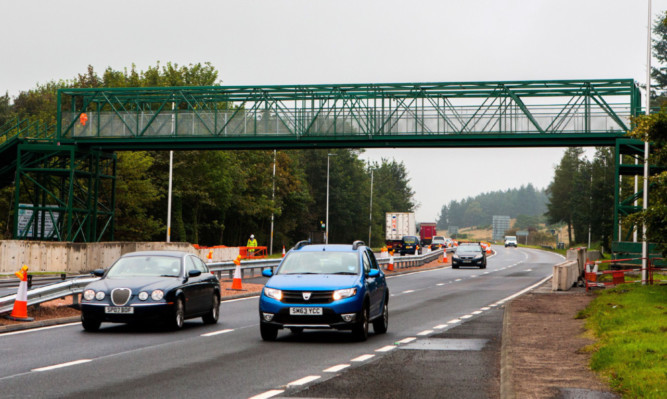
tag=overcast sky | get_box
[2,0,665,223]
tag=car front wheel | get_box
[352,305,369,341]
[261,323,278,341]
[373,299,388,334]
[81,314,101,332]
[170,298,185,330]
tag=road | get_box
[0,246,562,398]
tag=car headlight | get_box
[138,291,149,301]
[83,289,95,301]
[95,291,106,300]
[333,288,357,301]
[151,290,164,301]
[474,254,483,259]
[452,254,460,260]
[264,287,282,301]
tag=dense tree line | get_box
[0,63,416,250]
[436,184,547,230]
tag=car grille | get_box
[282,290,334,304]
[111,288,132,306]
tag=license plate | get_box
[290,307,323,316]
[463,260,471,263]
[105,306,134,314]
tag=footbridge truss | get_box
[0,79,655,248]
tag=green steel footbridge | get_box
[0,79,657,257]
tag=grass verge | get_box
[577,284,667,398]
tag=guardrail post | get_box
[27,274,33,289]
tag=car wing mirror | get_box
[262,269,273,278]
[92,269,105,277]
[368,269,380,278]
[188,269,202,277]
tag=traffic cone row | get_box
[229,255,244,290]
[6,265,34,322]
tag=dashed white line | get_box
[397,337,417,344]
[481,307,491,311]
[460,314,473,319]
[470,275,479,278]
[201,329,233,337]
[455,279,462,282]
[375,345,396,352]
[248,390,284,399]
[417,330,433,336]
[436,283,445,286]
[32,359,92,372]
[472,311,483,315]
[433,324,448,329]
[403,290,415,294]
[447,319,460,324]
[0,322,80,337]
[323,364,350,373]
[287,375,320,386]
[351,354,375,362]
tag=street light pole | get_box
[368,168,374,246]
[641,0,652,285]
[270,150,276,255]
[326,153,336,244]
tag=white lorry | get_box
[385,212,416,252]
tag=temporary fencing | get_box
[239,246,268,259]
[584,257,666,291]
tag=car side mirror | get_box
[368,269,380,278]
[262,269,273,278]
[188,269,202,277]
[92,269,105,277]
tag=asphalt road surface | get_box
[0,246,562,398]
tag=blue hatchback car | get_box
[259,240,389,341]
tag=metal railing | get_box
[0,249,445,315]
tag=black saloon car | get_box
[451,243,487,269]
[399,235,420,255]
[80,251,220,331]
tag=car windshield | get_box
[107,256,182,278]
[403,237,417,244]
[506,236,517,241]
[277,252,359,275]
[432,236,445,242]
[456,245,482,253]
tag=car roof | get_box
[295,244,363,253]
[120,250,190,258]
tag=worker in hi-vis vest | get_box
[247,234,258,256]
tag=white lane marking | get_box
[483,272,490,274]
[460,314,473,319]
[481,307,491,311]
[0,322,80,337]
[323,364,350,372]
[417,330,433,336]
[472,311,483,315]
[433,324,448,329]
[375,345,396,352]
[287,375,320,386]
[397,337,416,344]
[402,290,415,294]
[525,269,533,272]
[351,354,375,362]
[436,283,445,286]
[201,329,233,337]
[221,296,257,303]
[470,275,479,278]
[495,275,553,304]
[32,359,91,372]
[447,319,460,324]
[249,390,285,399]
[455,279,462,282]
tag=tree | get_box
[546,147,586,244]
[651,11,667,106]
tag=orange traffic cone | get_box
[229,255,244,290]
[282,246,286,257]
[6,265,34,322]
[380,246,388,259]
[388,252,394,272]
[207,250,213,263]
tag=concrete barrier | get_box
[552,260,580,291]
[0,240,240,274]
